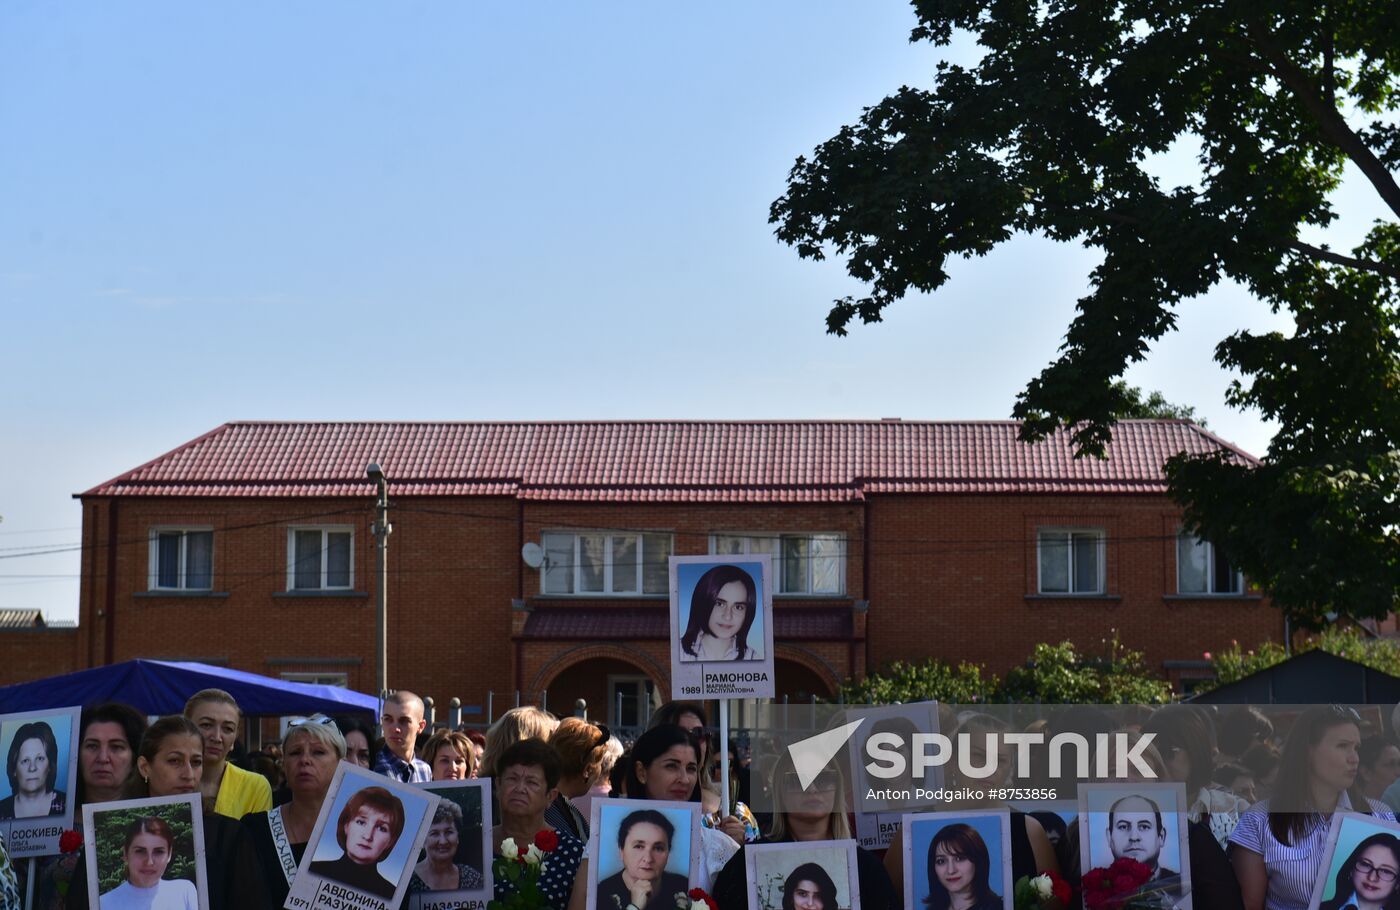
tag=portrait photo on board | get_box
[1077,781,1191,909]
[407,778,493,910]
[1309,812,1400,910]
[0,705,81,856]
[848,702,944,851]
[744,840,860,910]
[82,792,208,910]
[903,809,1014,910]
[669,555,775,700]
[586,798,700,910]
[287,762,438,910]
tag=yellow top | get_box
[212,760,273,819]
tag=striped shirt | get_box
[1229,796,1396,910]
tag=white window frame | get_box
[1176,532,1244,595]
[286,525,355,591]
[147,526,214,591]
[708,532,847,595]
[280,671,349,687]
[1036,527,1106,595]
[539,531,673,596]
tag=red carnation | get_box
[1051,878,1071,905]
[534,829,559,852]
[59,830,82,854]
[689,890,707,900]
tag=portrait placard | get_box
[585,797,701,910]
[669,555,775,700]
[285,762,439,910]
[0,705,81,856]
[848,703,944,850]
[1308,812,1400,910]
[745,840,860,910]
[407,779,494,910]
[1077,781,1191,910]
[902,809,1013,910]
[82,793,208,910]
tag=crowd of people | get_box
[2,695,1400,910]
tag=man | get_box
[1106,794,1178,880]
[372,690,431,783]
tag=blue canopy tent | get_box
[0,659,378,716]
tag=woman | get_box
[1144,705,1248,846]
[1230,705,1396,910]
[884,713,1058,907]
[622,725,740,889]
[423,730,477,781]
[479,707,558,780]
[183,689,272,819]
[546,718,612,840]
[99,816,197,910]
[32,703,148,910]
[242,714,345,908]
[679,565,758,662]
[924,825,999,910]
[307,786,404,900]
[1359,738,1400,803]
[334,716,376,770]
[410,800,484,893]
[783,864,838,910]
[595,809,690,910]
[1319,833,1400,910]
[66,715,268,910]
[647,703,755,844]
[711,749,892,910]
[573,733,624,821]
[490,739,586,910]
[1,720,66,818]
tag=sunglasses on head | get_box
[289,715,335,728]
[594,723,611,748]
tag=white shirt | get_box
[100,878,199,910]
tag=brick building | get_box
[18,419,1280,722]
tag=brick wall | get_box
[2,491,1281,704]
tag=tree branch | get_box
[1286,239,1400,279]
[1247,24,1400,220]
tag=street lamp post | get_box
[367,463,391,700]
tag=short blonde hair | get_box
[479,707,557,778]
[283,715,347,760]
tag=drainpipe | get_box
[104,498,119,666]
[862,495,872,677]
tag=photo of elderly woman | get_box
[408,795,485,894]
[678,564,761,662]
[101,816,198,910]
[596,808,691,910]
[0,719,67,819]
[905,812,1013,910]
[308,785,406,900]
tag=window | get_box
[1177,532,1243,594]
[540,531,673,595]
[288,527,353,590]
[711,533,845,594]
[1037,528,1105,594]
[280,671,349,687]
[148,528,213,590]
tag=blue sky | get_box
[4,2,1374,621]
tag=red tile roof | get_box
[80,420,1256,500]
[520,606,853,640]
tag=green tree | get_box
[771,1,1400,625]
[1197,626,1400,692]
[999,638,1171,704]
[1110,382,1204,425]
[835,657,993,705]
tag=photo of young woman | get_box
[678,564,761,662]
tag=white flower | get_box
[501,838,520,860]
[690,901,707,910]
[1032,875,1054,901]
[524,843,544,866]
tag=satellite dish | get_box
[521,542,545,569]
